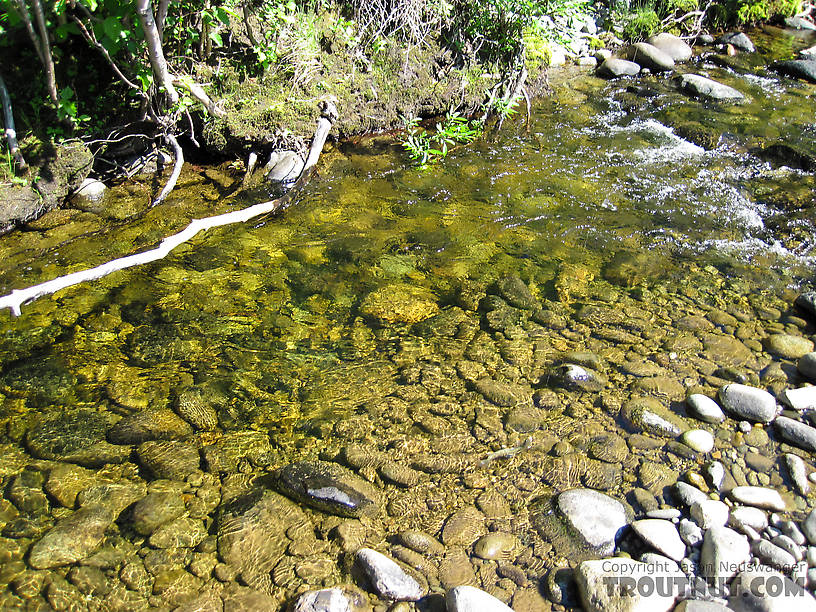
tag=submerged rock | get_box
[765,333,814,359]
[29,506,113,569]
[217,487,308,588]
[107,409,193,445]
[359,284,439,325]
[677,74,745,101]
[623,396,689,437]
[275,460,380,518]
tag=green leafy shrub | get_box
[401,110,483,165]
[622,7,660,40]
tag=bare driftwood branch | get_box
[0,101,337,316]
[172,77,225,118]
[151,133,183,207]
[0,73,28,172]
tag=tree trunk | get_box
[135,0,179,105]
[30,0,59,107]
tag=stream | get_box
[0,24,815,612]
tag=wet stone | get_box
[217,487,308,588]
[554,364,606,392]
[639,462,678,494]
[623,396,689,437]
[275,460,380,518]
[359,283,439,325]
[474,533,519,561]
[175,388,219,431]
[495,275,537,310]
[555,489,628,557]
[76,481,146,518]
[774,416,816,452]
[718,383,778,423]
[396,530,444,555]
[798,352,816,380]
[504,405,543,433]
[473,378,530,407]
[201,431,273,473]
[29,506,113,569]
[729,486,786,511]
[677,74,745,101]
[45,464,98,509]
[588,432,629,463]
[136,440,200,480]
[442,506,486,547]
[765,334,814,359]
[107,409,193,445]
[131,492,186,536]
[25,410,111,460]
[149,517,208,549]
[355,548,424,601]
[7,469,48,515]
[292,587,370,612]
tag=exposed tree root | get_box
[0,100,337,317]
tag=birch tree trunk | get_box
[135,0,179,105]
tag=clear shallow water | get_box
[0,25,814,611]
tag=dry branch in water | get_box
[0,73,27,172]
[0,100,338,317]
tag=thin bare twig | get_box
[72,16,147,96]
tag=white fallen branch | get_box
[151,133,183,207]
[0,100,338,317]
